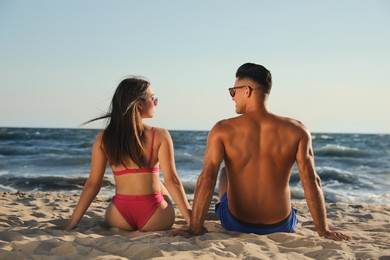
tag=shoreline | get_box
[1,191,389,259]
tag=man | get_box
[188,63,350,240]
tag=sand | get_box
[0,192,389,259]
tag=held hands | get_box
[171,210,215,238]
[170,226,208,238]
[169,229,196,238]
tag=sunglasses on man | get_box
[228,86,254,97]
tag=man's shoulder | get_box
[207,117,240,138]
[214,116,242,127]
[213,116,242,130]
[272,114,310,135]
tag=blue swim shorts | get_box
[215,192,298,235]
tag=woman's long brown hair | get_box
[85,77,150,167]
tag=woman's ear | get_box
[137,99,143,110]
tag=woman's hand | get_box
[54,220,77,231]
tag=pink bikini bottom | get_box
[112,192,164,230]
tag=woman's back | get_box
[109,126,162,195]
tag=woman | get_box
[60,77,191,231]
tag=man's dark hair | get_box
[236,63,272,94]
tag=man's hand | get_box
[321,231,351,241]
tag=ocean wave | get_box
[289,172,301,185]
[27,155,91,167]
[364,192,390,204]
[314,144,371,157]
[0,184,18,192]
[174,153,203,165]
[290,186,305,200]
[173,154,204,172]
[0,174,114,192]
[0,145,91,157]
[0,170,9,176]
[0,128,56,141]
[312,134,334,140]
[182,181,197,194]
[0,128,32,140]
[0,146,37,156]
[289,166,374,190]
[317,166,359,184]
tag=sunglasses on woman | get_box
[142,97,158,106]
[151,97,158,106]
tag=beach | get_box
[1,192,389,259]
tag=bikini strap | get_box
[147,127,155,167]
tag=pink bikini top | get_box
[113,127,159,176]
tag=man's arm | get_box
[190,124,225,235]
[296,128,351,241]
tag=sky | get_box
[0,1,389,133]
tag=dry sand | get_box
[1,192,389,259]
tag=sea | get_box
[0,127,389,205]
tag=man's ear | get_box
[246,86,252,97]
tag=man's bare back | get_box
[187,63,351,241]
[217,111,306,224]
